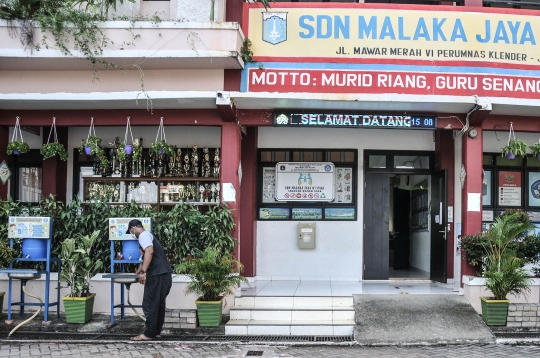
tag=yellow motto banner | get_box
[248,5,540,66]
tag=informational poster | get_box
[8,217,51,239]
[109,217,151,240]
[482,210,494,222]
[528,212,540,223]
[292,208,323,220]
[498,171,522,207]
[528,172,540,207]
[482,170,491,206]
[262,167,277,203]
[334,167,353,204]
[275,162,335,201]
[325,208,355,220]
[259,208,290,220]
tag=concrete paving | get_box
[353,294,495,345]
[2,342,540,357]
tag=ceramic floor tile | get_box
[290,325,333,336]
[225,325,247,335]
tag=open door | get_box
[364,173,390,280]
[430,170,447,283]
[392,188,410,270]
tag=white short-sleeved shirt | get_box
[138,230,153,250]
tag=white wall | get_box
[66,126,221,201]
[257,127,434,280]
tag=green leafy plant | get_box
[175,246,248,302]
[246,0,273,10]
[132,141,143,161]
[483,213,534,300]
[78,135,108,168]
[0,241,15,269]
[6,140,29,155]
[40,142,68,161]
[529,142,540,158]
[501,138,528,158]
[150,140,174,158]
[461,233,487,272]
[241,38,253,63]
[116,142,127,162]
[59,230,104,298]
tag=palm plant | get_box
[482,213,534,300]
[175,247,248,301]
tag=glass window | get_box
[368,155,386,169]
[483,155,494,166]
[496,156,523,166]
[394,155,429,169]
[18,167,42,202]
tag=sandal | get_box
[130,334,153,341]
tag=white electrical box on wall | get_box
[298,222,316,249]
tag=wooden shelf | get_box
[82,176,219,182]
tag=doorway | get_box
[364,171,447,282]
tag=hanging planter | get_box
[501,122,527,160]
[78,117,108,167]
[6,117,29,156]
[150,117,174,157]
[40,117,68,161]
[123,117,134,155]
[529,141,540,161]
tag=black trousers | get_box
[142,272,172,338]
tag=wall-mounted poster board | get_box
[498,171,521,207]
[275,162,335,201]
[262,167,277,203]
[8,217,52,239]
[528,172,540,207]
[109,217,151,240]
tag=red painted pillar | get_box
[221,121,242,260]
[0,126,9,199]
[435,129,455,280]
[240,127,258,277]
[226,0,243,23]
[461,127,484,283]
[41,127,68,203]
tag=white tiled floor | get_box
[240,280,456,297]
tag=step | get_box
[230,307,355,321]
[233,296,353,308]
[225,320,355,336]
[226,295,355,336]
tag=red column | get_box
[0,126,9,199]
[461,127,484,283]
[225,0,243,23]
[240,127,258,277]
[435,129,455,280]
[41,127,68,203]
[221,121,242,260]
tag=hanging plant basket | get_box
[150,117,174,157]
[123,117,134,156]
[77,118,108,167]
[529,142,540,161]
[41,117,68,161]
[501,123,527,160]
[7,117,29,155]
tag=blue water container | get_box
[22,238,48,259]
[122,240,141,261]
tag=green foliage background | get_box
[0,195,236,272]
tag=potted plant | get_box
[40,142,68,161]
[78,135,102,156]
[132,138,143,161]
[150,140,174,158]
[116,142,127,162]
[0,241,15,317]
[174,247,248,327]
[6,140,29,155]
[59,230,103,323]
[501,138,528,160]
[480,213,534,326]
[529,142,540,161]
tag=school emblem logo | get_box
[262,12,287,45]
